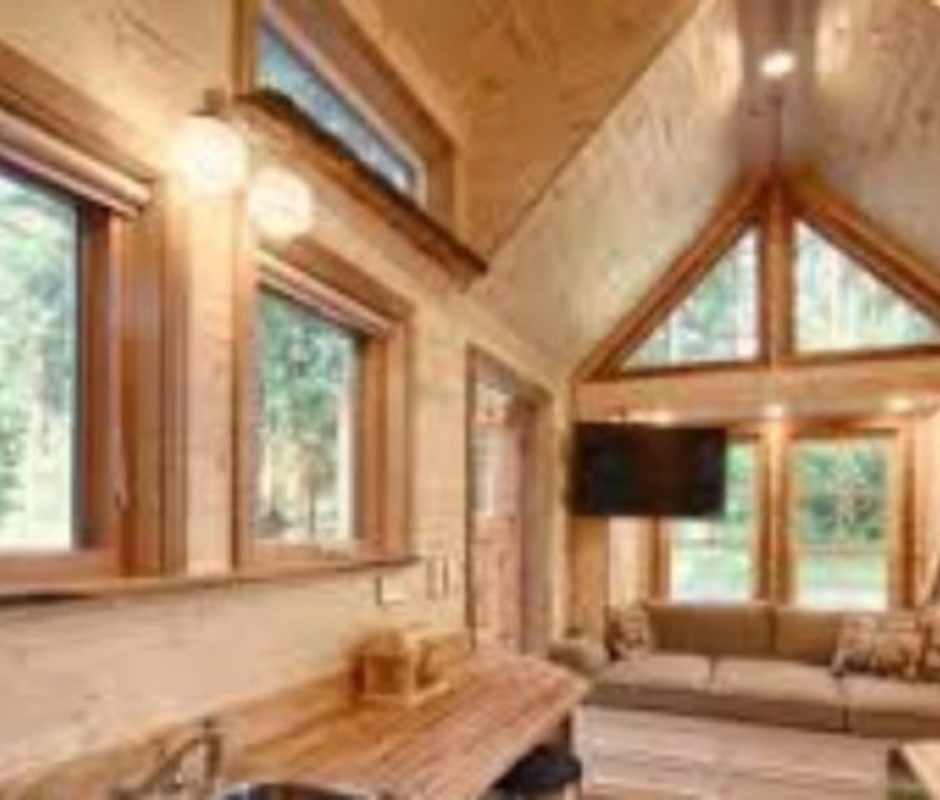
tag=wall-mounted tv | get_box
[570,423,728,518]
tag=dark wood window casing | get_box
[235,238,413,571]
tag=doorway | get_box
[466,348,550,653]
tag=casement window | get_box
[667,441,761,602]
[255,288,360,546]
[787,434,898,611]
[256,21,421,199]
[0,168,80,552]
[238,245,411,568]
[0,164,125,582]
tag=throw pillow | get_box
[832,612,924,681]
[605,604,654,660]
[919,606,940,680]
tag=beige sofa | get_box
[584,602,940,740]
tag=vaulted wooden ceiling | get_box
[351,0,940,370]
[364,0,699,254]
[811,0,940,275]
[475,0,748,365]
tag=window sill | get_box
[230,91,488,286]
[0,554,419,612]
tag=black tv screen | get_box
[571,423,728,518]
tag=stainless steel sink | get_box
[220,783,387,800]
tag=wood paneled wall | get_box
[812,0,940,279]
[0,0,568,784]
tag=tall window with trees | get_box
[624,229,760,370]
[669,442,759,602]
[0,168,79,553]
[239,248,412,568]
[255,289,360,546]
[788,435,896,611]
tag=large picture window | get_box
[788,435,895,611]
[255,289,360,547]
[668,442,759,602]
[0,169,79,553]
[651,425,911,610]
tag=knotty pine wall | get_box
[0,0,568,781]
[474,0,745,366]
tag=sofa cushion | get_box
[711,657,846,732]
[774,607,844,666]
[844,675,940,738]
[645,601,774,658]
[588,653,712,716]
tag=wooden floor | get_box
[576,707,892,800]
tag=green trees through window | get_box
[0,169,78,552]
[255,289,359,546]
[795,223,940,353]
[625,230,759,369]
[258,26,419,197]
[618,218,940,371]
[670,443,757,602]
[790,437,893,611]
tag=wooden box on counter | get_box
[358,626,470,707]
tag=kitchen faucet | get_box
[111,718,224,799]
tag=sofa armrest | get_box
[547,636,611,678]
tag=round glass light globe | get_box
[173,115,249,195]
[760,49,797,80]
[247,166,315,241]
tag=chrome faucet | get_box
[112,718,225,799]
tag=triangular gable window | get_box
[623,229,760,369]
[794,223,940,354]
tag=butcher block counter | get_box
[229,653,588,800]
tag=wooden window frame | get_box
[0,41,177,593]
[780,181,940,367]
[652,433,770,602]
[234,0,456,226]
[0,170,119,584]
[779,419,915,610]
[646,415,917,609]
[579,174,940,381]
[578,177,769,380]
[235,238,413,571]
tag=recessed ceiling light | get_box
[887,395,916,414]
[760,49,797,80]
[647,410,675,426]
[764,403,786,420]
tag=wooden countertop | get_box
[231,653,588,800]
[902,742,940,797]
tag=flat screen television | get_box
[570,423,728,518]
